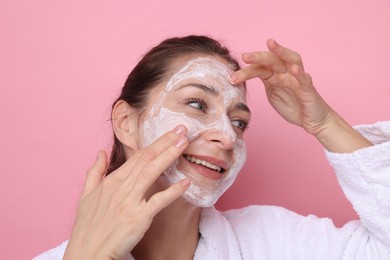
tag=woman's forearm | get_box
[314,111,372,153]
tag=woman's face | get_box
[139,56,251,207]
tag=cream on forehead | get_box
[163,57,246,109]
[165,57,233,91]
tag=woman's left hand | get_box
[230,39,333,136]
[230,39,372,153]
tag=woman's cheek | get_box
[141,107,202,148]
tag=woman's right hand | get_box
[63,125,190,260]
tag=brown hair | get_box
[107,35,242,175]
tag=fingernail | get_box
[180,178,191,188]
[175,136,188,148]
[229,73,238,84]
[173,125,187,135]
[267,39,278,50]
[242,52,253,60]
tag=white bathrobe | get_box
[34,121,390,259]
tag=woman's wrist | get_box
[313,111,372,153]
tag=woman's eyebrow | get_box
[178,83,218,96]
[235,102,251,113]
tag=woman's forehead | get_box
[166,57,234,90]
[165,57,246,100]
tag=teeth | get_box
[185,155,223,173]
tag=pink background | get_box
[1,0,389,259]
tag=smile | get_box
[184,155,225,173]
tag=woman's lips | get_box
[182,154,230,180]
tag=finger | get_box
[230,64,273,84]
[241,51,286,73]
[291,65,315,92]
[267,39,304,69]
[111,124,188,181]
[81,150,108,199]
[114,125,188,196]
[143,178,191,217]
[130,134,188,197]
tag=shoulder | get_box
[221,205,345,236]
[219,206,364,258]
[221,205,297,236]
[222,204,297,223]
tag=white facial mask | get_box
[141,57,247,207]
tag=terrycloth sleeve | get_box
[33,241,69,260]
[325,121,390,246]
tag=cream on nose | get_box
[204,114,236,149]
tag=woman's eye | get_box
[232,119,248,131]
[186,98,208,112]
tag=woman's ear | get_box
[112,100,140,152]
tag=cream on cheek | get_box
[141,57,247,207]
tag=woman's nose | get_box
[203,127,236,150]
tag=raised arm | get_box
[229,40,390,254]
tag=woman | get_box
[35,35,390,259]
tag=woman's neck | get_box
[131,184,201,260]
